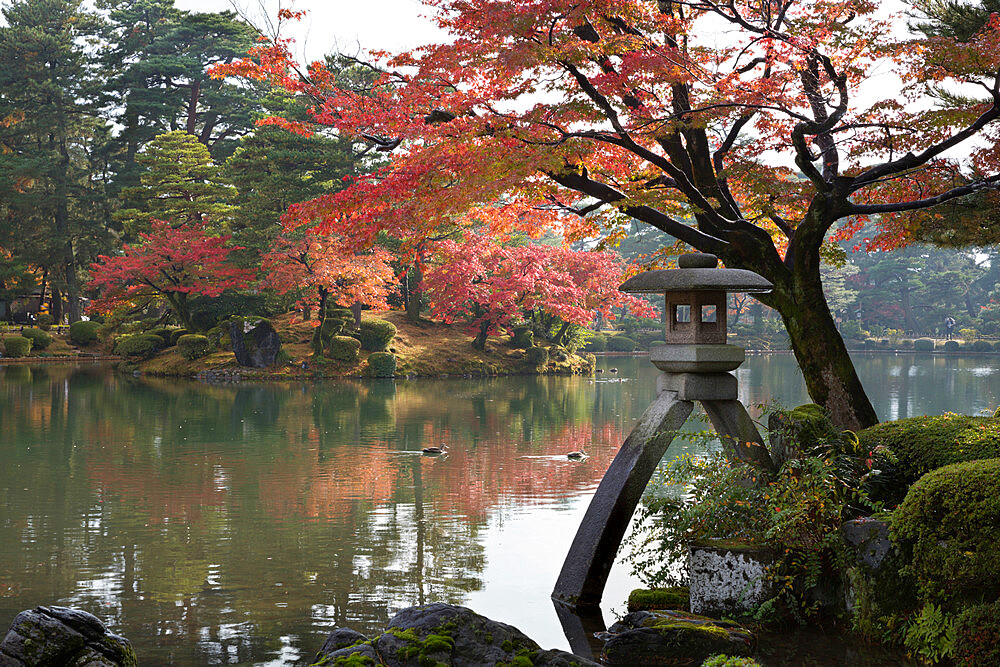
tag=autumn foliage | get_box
[211,0,1000,430]
[423,233,653,348]
[86,220,253,330]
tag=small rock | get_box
[230,319,282,368]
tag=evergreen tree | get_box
[116,130,237,236]
[0,0,113,322]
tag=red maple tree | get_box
[423,233,654,349]
[215,3,1000,429]
[86,220,254,330]
[260,229,396,320]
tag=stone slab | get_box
[657,371,738,400]
[689,544,774,616]
[650,343,745,373]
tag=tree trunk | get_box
[51,286,62,324]
[473,320,490,351]
[165,292,194,331]
[765,274,878,432]
[552,321,571,346]
[406,263,423,322]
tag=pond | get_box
[2,353,998,665]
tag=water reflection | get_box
[1,353,998,664]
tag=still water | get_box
[1,353,998,664]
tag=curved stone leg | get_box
[552,390,693,608]
[701,399,774,472]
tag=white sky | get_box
[174,0,447,61]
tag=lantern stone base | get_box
[650,344,745,373]
[656,371,737,401]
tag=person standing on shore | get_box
[945,316,956,340]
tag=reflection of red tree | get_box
[87,453,230,524]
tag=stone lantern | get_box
[552,252,775,613]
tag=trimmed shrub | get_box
[891,459,1000,606]
[913,338,934,352]
[525,345,549,367]
[953,599,1000,667]
[943,340,960,352]
[169,329,190,346]
[863,338,876,350]
[584,331,607,352]
[366,351,397,377]
[114,333,164,359]
[3,336,32,357]
[857,415,1000,507]
[35,313,54,330]
[509,326,533,349]
[358,319,397,351]
[900,339,914,349]
[327,335,361,362]
[312,307,355,351]
[972,340,993,352]
[20,327,52,350]
[177,334,211,360]
[148,327,180,346]
[607,335,636,352]
[69,320,101,345]
[994,341,1000,353]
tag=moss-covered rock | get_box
[627,587,691,612]
[0,605,137,666]
[891,459,1000,607]
[313,603,599,666]
[601,610,754,667]
[525,345,549,367]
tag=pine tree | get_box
[116,130,237,236]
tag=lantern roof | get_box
[619,253,773,294]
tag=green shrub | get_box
[840,320,864,339]
[972,340,993,352]
[114,333,164,359]
[607,335,636,352]
[366,352,397,377]
[903,602,956,664]
[892,459,1000,606]
[943,340,960,352]
[863,338,876,349]
[69,320,101,345]
[701,656,762,667]
[177,334,211,360]
[20,327,52,350]
[953,599,1000,667]
[509,326,533,349]
[148,327,180,346]
[312,307,355,352]
[584,331,607,352]
[357,319,396,351]
[913,338,934,352]
[959,328,978,342]
[857,415,1000,507]
[169,329,190,346]
[525,345,549,367]
[327,335,361,362]
[3,336,32,357]
[35,313,54,330]
[994,341,1000,353]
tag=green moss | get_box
[385,626,454,664]
[331,652,374,666]
[891,458,1000,607]
[857,414,1000,507]
[628,587,691,612]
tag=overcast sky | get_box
[173,0,447,61]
